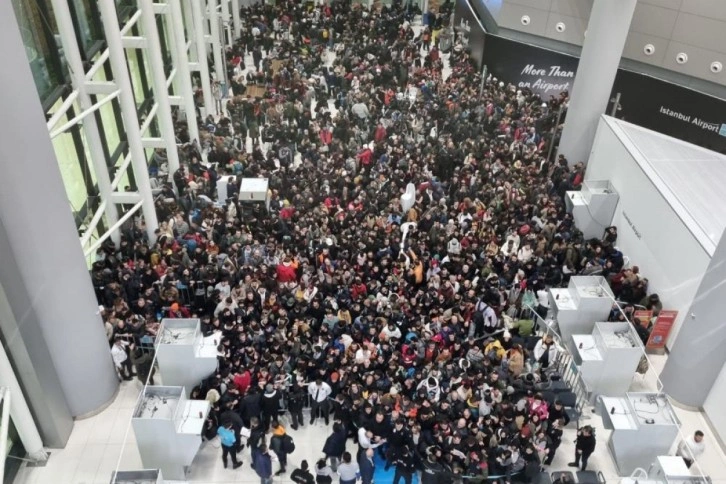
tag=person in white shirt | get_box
[308,379,332,425]
[357,427,385,457]
[111,337,132,381]
[533,334,559,369]
[677,430,705,468]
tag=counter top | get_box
[550,288,577,310]
[176,400,210,435]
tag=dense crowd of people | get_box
[96,0,660,482]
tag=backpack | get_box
[283,434,296,453]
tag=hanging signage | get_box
[646,310,678,351]
[633,310,653,328]
[478,34,726,153]
[454,0,487,68]
[481,34,579,98]
[611,70,726,154]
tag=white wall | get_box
[704,363,726,449]
[585,119,710,349]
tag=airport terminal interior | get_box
[2,0,726,483]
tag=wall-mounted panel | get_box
[629,2,678,39]
[622,32,668,67]
[544,13,586,46]
[671,12,726,55]
[497,2,549,36]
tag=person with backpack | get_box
[217,422,243,469]
[270,420,295,475]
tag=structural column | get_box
[231,0,241,40]
[661,230,726,407]
[0,0,119,422]
[139,0,181,178]
[191,0,216,116]
[99,0,159,241]
[170,0,200,144]
[50,0,121,244]
[208,0,226,83]
[555,0,636,165]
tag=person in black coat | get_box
[248,417,265,468]
[287,380,307,430]
[569,425,596,471]
[261,383,283,430]
[241,388,262,427]
[220,408,245,453]
[290,459,315,484]
[385,418,412,470]
[544,419,563,465]
[392,446,416,484]
[322,422,348,471]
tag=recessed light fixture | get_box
[521,15,530,26]
[643,44,655,55]
[710,61,723,73]
[555,22,566,33]
[676,52,688,64]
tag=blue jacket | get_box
[359,454,375,483]
[217,426,236,447]
[253,449,273,478]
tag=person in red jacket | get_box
[233,369,252,394]
[276,258,298,283]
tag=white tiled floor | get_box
[12,354,726,483]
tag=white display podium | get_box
[549,276,614,354]
[649,456,690,481]
[238,177,269,209]
[600,393,680,476]
[566,180,619,240]
[573,322,644,400]
[111,469,163,483]
[132,386,210,481]
[155,319,218,397]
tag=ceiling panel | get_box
[622,32,669,66]
[671,13,726,54]
[680,0,726,23]
[544,13,587,45]
[497,2,549,36]
[662,41,726,83]
[508,0,553,9]
[639,0,683,9]
[549,0,593,18]
[630,3,678,39]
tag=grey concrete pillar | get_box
[0,1,119,423]
[661,229,726,407]
[556,0,637,166]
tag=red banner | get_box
[646,310,678,350]
[634,310,653,328]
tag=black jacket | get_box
[576,432,596,454]
[322,427,347,457]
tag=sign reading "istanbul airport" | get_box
[658,106,726,135]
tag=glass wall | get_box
[11,0,65,101]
